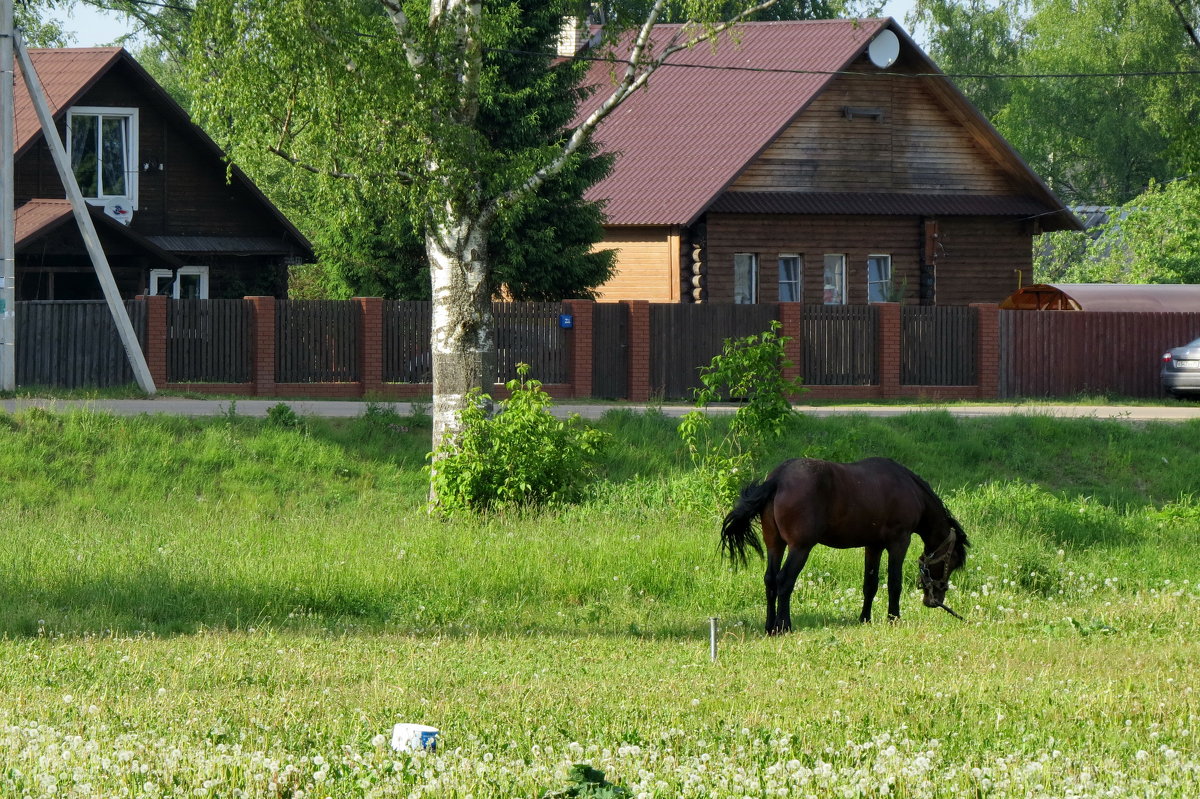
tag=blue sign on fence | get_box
[558,313,574,329]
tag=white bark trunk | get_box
[428,213,495,458]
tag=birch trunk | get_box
[428,213,495,459]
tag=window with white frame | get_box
[733,253,758,304]
[149,266,209,299]
[67,106,139,206]
[823,254,846,304]
[867,254,892,303]
[778,255,802,302]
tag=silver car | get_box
[1162,337,1200,397]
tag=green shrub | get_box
[266,402,305,431]
[429,364,608,512]
[678,321,805,512]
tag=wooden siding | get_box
[934,217,1031,304]
[705,213,921,304]
[729,58,1020,196]
[594,227,681,302]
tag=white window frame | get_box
[778,254,802,302]
[823,254,847,305]
[867,254,893,303]
[733,252,759,304]
[149,266,209,299]
[66,106,140,209]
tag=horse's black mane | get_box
[902,464,971,562]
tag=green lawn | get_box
[1,407,1197,796]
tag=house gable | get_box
[728,56,1020,197]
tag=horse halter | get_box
[917,529,958,593]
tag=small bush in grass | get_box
[266,402,305,431]
[678,321,805,513]
[429,364,609,512]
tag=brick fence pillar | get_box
[563,299,594,399]
[246,296,277,397]
[876,302,901,398]
[778,302,803,400]
[137,294,168,387]
[971,302,1000,399]
[623,300,651,402]
[355,297,384,397]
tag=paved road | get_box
[3,397,1199,422]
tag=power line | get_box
[491,47,1200,81]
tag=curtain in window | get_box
[867,255,892,303]
[100,117,128,196]
[733,253,757,304]
[70,115,99,195]
[823,254,846,304]
[778,256,801,302]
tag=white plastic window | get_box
[778,255,802,302]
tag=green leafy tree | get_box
[911,0,1200,204]
[186,0,777,495]
[1060,178,1200,284]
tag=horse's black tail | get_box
[720,477,776,567]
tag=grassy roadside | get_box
[1,407,1198,796]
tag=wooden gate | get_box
[649,303,780,399]
[16,300,147,389]
[168,299,252,383]
[901,306,977,386]
[591,303,628,399]
[802,305,877,385]
[276,300,360,383]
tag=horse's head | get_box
[917,525,969,611]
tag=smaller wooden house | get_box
[579,19,1080,305]
[13,48,312,301]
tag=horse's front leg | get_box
[860,546,883,622]
[885,537,911,620]
[774,545,812,634]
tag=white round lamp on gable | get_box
[867,29,900,69]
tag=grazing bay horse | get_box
[721,457,970,633]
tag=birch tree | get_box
[188,0,774,498]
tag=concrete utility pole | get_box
[1,0,16,391]
[13,27,156,394]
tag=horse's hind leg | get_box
[773,544,812,634]
[762,503,785,634]
[860,546,883,623]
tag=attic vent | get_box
[843,106,885,121]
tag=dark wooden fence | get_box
[592,302,628,398]
[999,310,1200,398]
[902,305,976,386]
[276,300,360,383]
[168,299,252,383]
[802,304,877,385]
[16,300,146,389]
[649,303,781,399]
[383,301,432,383]
[495,302,567,383]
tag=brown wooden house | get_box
[580,19,1080,305]
[13,47,312,301]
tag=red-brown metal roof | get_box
[15,48,124,155]
[580,19,1079,231]
[580,19,885,226]
[14,199,74,244]
[1001,283,1200,311]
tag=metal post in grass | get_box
[709,617,719,661]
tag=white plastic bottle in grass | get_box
[391,723,439,752]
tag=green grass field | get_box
[1,406,1198,797]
